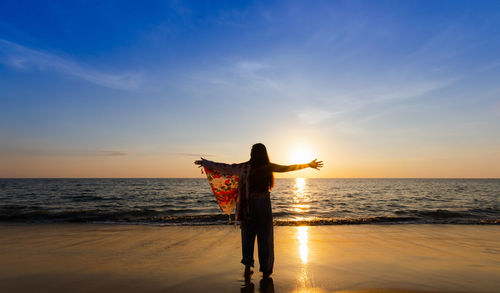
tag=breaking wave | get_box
[0,206,498,225]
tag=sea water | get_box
[0,178,498,225]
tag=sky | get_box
[1,0,499,178]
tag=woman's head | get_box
[249,143,274,190]
[250,143,270,166]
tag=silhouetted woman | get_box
[195,143,323,278]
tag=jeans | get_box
[240,195,274,274]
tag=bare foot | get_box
[244,265,253,278]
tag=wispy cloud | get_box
[0,146,130,157]
[97,150,129,156]
[297,108,333,125]
[235,61,270,76]
[177,152,214,157]
[0,39,144,90]
[180,56,455,132]
[359,79,453,104]
[182,59,281,100]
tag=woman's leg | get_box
[256,197,274,275]
[241,218,257,267]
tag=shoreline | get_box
[1,218,498,226]
[1,224,499,292]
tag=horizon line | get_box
[1,177,499,180]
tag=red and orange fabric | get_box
[201,158,251,224]
[203,167,240,219]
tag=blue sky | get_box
[1,0,499,177]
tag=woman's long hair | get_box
[249,143,274,190]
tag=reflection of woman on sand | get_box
[195,143,323,278]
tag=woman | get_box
[195,143,323,278]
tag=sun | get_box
[288,146,314,164]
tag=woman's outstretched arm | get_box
[195,158,247,175]
[270,159,323,173]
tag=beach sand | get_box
[0,224,498,292]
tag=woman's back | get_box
[249,143,274,193]
[249,164,273,193]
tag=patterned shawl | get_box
[201,158,250,223]
[203,167,239,217]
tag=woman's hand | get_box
[194,160,202,166]
[308,159,323,170]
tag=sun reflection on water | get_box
[293,178,311,216]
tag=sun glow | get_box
[288,146,314,164]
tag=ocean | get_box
[0,178,498,225]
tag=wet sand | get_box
[0,224,498,292]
